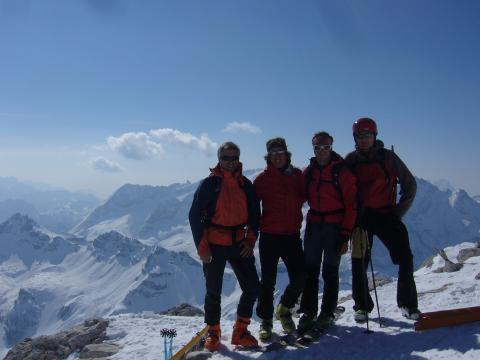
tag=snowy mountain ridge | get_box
[0,217,213,357]
[1,174,480,358]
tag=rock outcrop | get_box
[4,318,116,360]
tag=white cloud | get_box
[222,121,261,134]
[90,157,123,173]
[149,128,217,156]
[107,132,163,160]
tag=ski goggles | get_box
[220,155,239,162]
[355,132,375,139]
[313,144,332,152]
[269,150,286,156]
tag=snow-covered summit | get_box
[92,231,149,265]
[0,214,78,267]
[72,182,197,240]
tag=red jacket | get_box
[303,153,357,236]
[254,164,305,235]
[345,141,417,218]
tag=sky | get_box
[0,0,479,198]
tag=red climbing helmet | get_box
[352,117,378,136]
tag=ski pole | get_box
[360,233,373,334]
[368,243,382,327]
[164,335,167,360]
[169,329,177,359]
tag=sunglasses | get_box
[220,155,239,162]
[269,150,286,156]
[356,132,374,139]
[313,145,332,152]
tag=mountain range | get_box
[0,173,480,356]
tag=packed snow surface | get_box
[71,242,480,360]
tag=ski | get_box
[170,325,208,360]
[296,306,346,346]
[414,306,480,331]
[234,341,287,352]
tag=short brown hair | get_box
[217,141,240,159]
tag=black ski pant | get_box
[300,222,342,318]
[256,232,306,320]
[203,243,260,325]
[352,210,418,312]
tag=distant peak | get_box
[449,189,473,207]
[0,213,39,233]
[95,230,129,241]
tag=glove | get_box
[238,241,254,258]
[198,247,212,263]
[197,234,212,263]
[245,229,258,247]
[338,233,350,255]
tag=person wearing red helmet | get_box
[298,131,357,333]
[346,117,420,321]
[254,137,306,339]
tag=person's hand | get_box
[199,248,212,263]
[338,233,350,255]
[239,241,254,258]
[340,241,349,255]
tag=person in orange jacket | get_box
[189,141,261,351]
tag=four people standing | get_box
[189,118,420,349]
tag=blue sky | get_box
[0,0,479,198]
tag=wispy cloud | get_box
[106,128,217,159]
[107,132,163,160]
[90,157,123,173]
[149,128,217,156]
[222,121,261,134]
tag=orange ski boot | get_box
[231,316,258,347]
[204,324,221,351]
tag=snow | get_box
[66,242,480,360]
[2,177,480,359]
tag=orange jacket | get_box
[189,164,260,257]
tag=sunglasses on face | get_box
[220,155,239,162]
[269,150,286,156]
[313,144,332,152]
[356,132,374,140]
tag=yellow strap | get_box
[351,227,368,259]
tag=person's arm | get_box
[188,177,212,248]
[391,152,417,218]
[245,178,261,248]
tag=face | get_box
[313,137,332,165]
[355,132,375,152]
[269,148,288,169]
[219,148,240,173]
